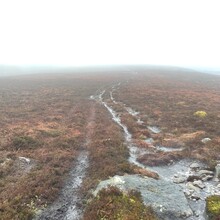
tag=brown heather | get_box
[0,68,219,219]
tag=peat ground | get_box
[0,67,219,219]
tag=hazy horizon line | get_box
[0,63,220,70]
[0,64,220,77]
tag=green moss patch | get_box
[206,195,220,220]
[12,136,40,150]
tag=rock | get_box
[94,175,193,220]
[197,170,214,177]
[191,192,201,200]
[19,156,31,163]
[186,182,201,193]
[194,211,200,217]
[173,176,187,184]
[214,177,219,182]
[137,118,144,125]
[184,189,193,198]
[215,164,220,179]
[202,175,214,181]
[190,162,200,169]
[194,170,214,181]
[201,138,211,143]
[193,180,205,189]
[108,176,125,185]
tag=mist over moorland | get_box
[1,64,220,78]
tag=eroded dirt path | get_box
[36,103,96,220]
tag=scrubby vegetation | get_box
[12,136,40,150]
[0,67,219,219]
[84,186,157,220]
[0,72,124,219]
[113,68,220,167]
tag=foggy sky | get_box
[0,0,220,68]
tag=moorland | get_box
[0,66,220,220]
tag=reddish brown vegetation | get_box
[0,70,156,219]
[1,67,219,219]
[113,69,220,167]
[83,186,157,220]
[0,74,98,219]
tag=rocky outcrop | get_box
[190,162,200,170]
[93,175,193,220]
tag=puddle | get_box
[145,138,184,152]
[148,126,161,134]
[125,107,139,117]
[156,146,184,152]
[110,91,117,104]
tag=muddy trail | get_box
[35,104,96,220]
[91,83,220,220]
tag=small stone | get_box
[194,211,200,217]
[173,176,187,184]
[213,177,219,182]
[186,182,201,193]
[202,175,213,181]
[190,162,200,169]
[198,170,214,177]
[147,126,161,134]
[193,180,205,189]
[191,192,201,200]
[201,138,211,143]
[184,189,192,197]
[110,176,125,185]
[19,157,31,163]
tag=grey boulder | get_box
[93,175,193,220]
